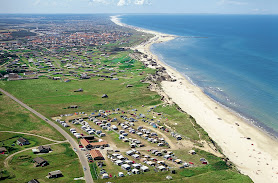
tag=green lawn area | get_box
[96,164,252,183]
[0,94,65,141]
[106,131,130,149]
[0,133,53,155]
[2,143,84,183]
[0,132,54,181]
[0,47,254,183]
[0,70,161,119]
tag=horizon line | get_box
[0,13,277,15]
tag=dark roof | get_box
[33,157,47,164]
[17,137,28,143]
[28,179,40,183]
[49,170,62,176]
[38,145,51,151]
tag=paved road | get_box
[0,88,94,183]
[0,131,65,143]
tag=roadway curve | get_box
[0,88,94,183]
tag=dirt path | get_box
[0,131,65,143]
[4,141,67,168]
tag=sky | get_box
[0,0,277,14]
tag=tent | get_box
[121,164,131,170]
[118,172,124,177]
[132,168,140,174]
[102,173,109,179]
[140,166,149,172]
[115,160,123,166]
[158,165,166,171]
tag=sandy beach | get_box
[111,15,278,183]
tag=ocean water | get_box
[120,14,278,137]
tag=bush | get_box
[180,169,195,177]
[211,161,229,171]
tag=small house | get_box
[38,145,52,153]
[47,170,63,178]
[17,137,30,146]
[33,157,48,167]
[0,147,8,154]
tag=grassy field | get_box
[3,143,84,183]
[0,133,53,155]
[0,95,65,141]
[0,66,160,119]
[0,47,254,183]
[96,167,252,183]
[0,132,53,181]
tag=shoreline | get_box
[111,15,278,183]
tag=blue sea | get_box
[119,14,278,137]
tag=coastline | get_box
[111,15,278,183]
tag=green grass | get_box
[0,44,253,183]
[89,162,99,180]
[0,72,161,118]
[0,132,54,181]
[96,164,252,183]
[107,131,129,149]
[3,143,84,183]
[153,105,201,141]
[0,133,52,155]
[172,148,223,167]
[0,95,65,141]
